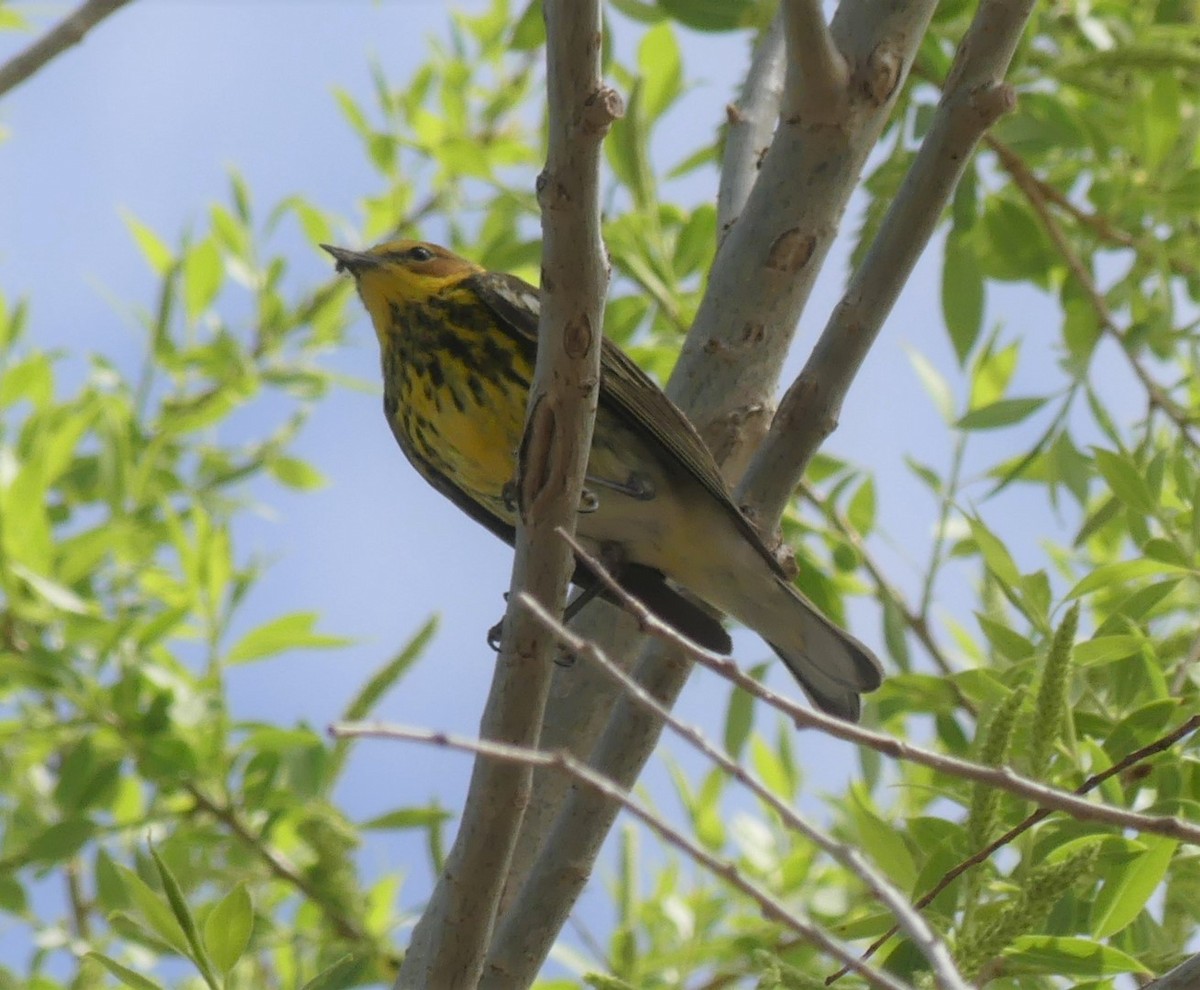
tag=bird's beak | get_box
[321,244,379,275]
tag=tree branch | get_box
[782,0,849,120]
[186,783,375,948]
[739,0,1031,523]
[1146,951,1200,990]
[394,3,620,986]
[334,722,916,990]
[717,11,786,239]
[566,537,1200,844]
[666,0,938,476]
[0,0,134,99]
[997,137,1200,449]
[519,593,968,990]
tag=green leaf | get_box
[1073,634,1144,667]
[111,862,191,955]
[1142,71,1180,171]
[203,883,253,975]
[286,199,334,247]
[659,0,763,31]
[0,6,29,29]
[969,338,1019,409]
[54,740,119,812]
[159,389,239,436]
[85,953,165,990]
[609,0,664,23]
[906,348,955,422]
[846,477,876,534]
[942,230,984,363]
[10,563,93,615]
[957,396,1048,430]
[848,784,917,889]
[509,1,545,49]
[182,238,223,320]
[226,611,352,664]
[638,22,683,122]
[1093,448,1155,515]
[149,845,216,984]
[361,807,452,831]
[975,614,1035,661]
[749,736,793,800]
[338,616,436,723]
[1093,837,1177,938]
[298,954,363,990]
[966,516,1021,588]
[268,455,327,491]
[978,197,1054,283]
[0,351,53,408]
[122,212,174,275]
[24,818,96,864]
[1192,477,1200,550]
[1066,559,1187,600]
[673,204,716,277]
[1003,936,1151,977]
[723,667,765,761]
[606,81,654,210]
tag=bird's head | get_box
[321,239,482,337]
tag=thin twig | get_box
[65,857,92,941]
[986,135,1199,281]
[0,0,134,99]
[999,142,1199,449]
[395,4,619,986]
[185,783,372,946]
[333,722,915,990]
[518,593,969,990]
[796,483,968,701]
[564,533,1200,844]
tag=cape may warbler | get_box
[323,240,882,720]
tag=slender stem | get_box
[0,0,134,98]
[185,783,373,947]
[1000,142,1199,449]
[799,484,965,691]
[919,433,966,617]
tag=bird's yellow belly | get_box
[435,401,524,501]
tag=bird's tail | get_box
[710,566,882,721]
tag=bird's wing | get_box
[470,270,783,575]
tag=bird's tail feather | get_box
[743,576,882,722]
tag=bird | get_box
[322,239,883,720]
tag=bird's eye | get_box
[408,246,434,262]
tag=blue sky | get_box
[0,0,1101,980]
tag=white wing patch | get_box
[492,281,541,319]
